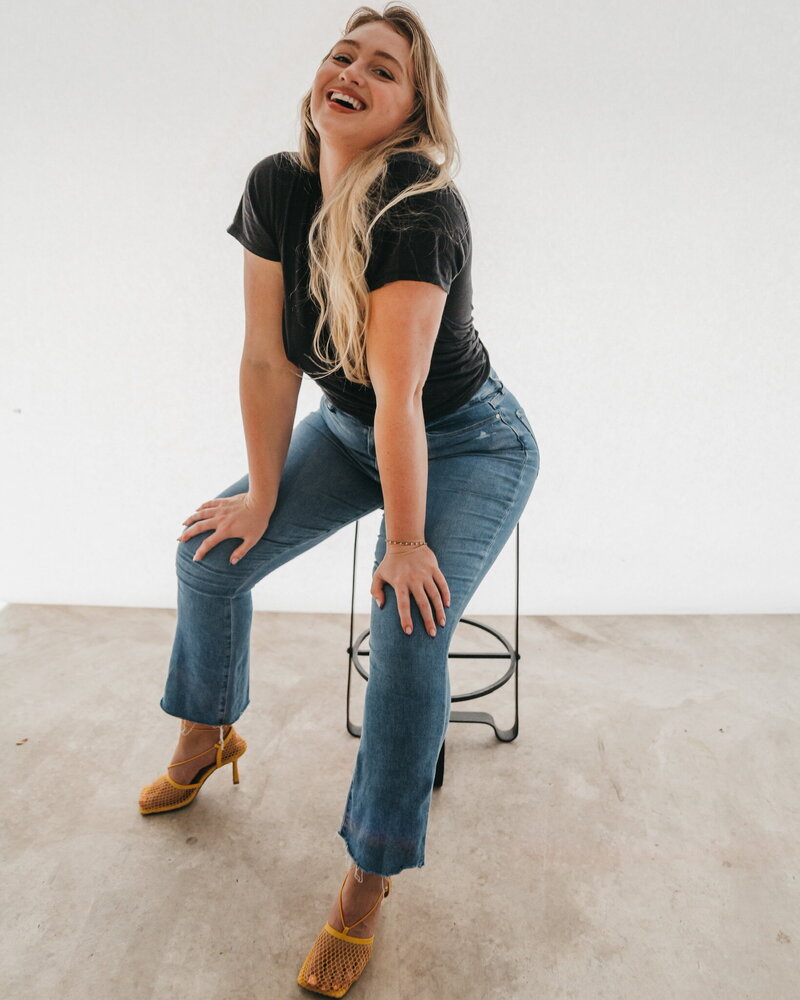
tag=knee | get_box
[371,583,458,648]
[175,533,245,598]
[368,599,451,690]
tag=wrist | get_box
[386,538,427,554]
[246,491,275,515]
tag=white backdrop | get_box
[2,0,798,614]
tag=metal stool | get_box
[345,521,520,787]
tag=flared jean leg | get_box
[160,404,383,726]
[158,363,540,881]
[338,383,540,876]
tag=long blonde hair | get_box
[295,3,461,385]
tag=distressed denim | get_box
[160,367,540,876]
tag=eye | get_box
[331,52,394,80]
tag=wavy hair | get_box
[295,3,461,385]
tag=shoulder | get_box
[241,150,304,187]
[377,153,469,237]
[384,150,438,185]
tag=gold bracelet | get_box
[386,538,426,547]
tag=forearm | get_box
[373,395,428,541]
[239,358,301,510]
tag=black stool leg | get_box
[434,740,445,787]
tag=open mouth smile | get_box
[325,89,367,112]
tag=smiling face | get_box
[310,21,417,153]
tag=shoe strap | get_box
[337,869,389,935]
[166,727,231,769]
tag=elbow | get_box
[371,368,427,409]
[374,382,425,418]
[240,354,302,379]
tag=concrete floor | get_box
[1,604,798,1000]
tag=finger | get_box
[424,580,447,628]
[182,510,209,526]
[395,588,413,635]
[183,500,223,524]
[370,574,385,608]
[179,518,214,540]
[433,568,451,609]
[192,532,222,562]
[229,539,255,565]
[411,584,437,637]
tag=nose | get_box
[339,60,365,87]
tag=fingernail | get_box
[429,628,436,638]
[440,616,446,626]
[405,626,412,635]
[231,557,238,565]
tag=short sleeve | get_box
[365,186,469,294]
[226,155,282,261]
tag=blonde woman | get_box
[139,4,540,995]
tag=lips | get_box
[325,88,367,112]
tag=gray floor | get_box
[1,604,798,1000]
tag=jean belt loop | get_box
[480,368,502,401]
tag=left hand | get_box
[178,492,272,565]
[371,545,451,637]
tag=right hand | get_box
[371,544,450,637]
[178,492,273,565]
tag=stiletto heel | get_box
[297,868,392,997]
[138,725,247,815]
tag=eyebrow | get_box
[336,37,405,77]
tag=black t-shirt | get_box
[226,150,490,425]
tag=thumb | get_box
[371,573,385,608]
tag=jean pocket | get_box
[425,407,500,442]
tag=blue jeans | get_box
[160,367,540,876]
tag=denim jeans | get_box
[160,367,540,876]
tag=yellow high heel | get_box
[297,867,392,997]
[138,725,247,815]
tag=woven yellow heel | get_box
[138,725,247,815]
[297,869,392,997]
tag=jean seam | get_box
[216,596,232,723]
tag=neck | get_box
[318,141,363,202]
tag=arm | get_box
[239,248,302,510]
[367,279,451,636]
[181,248,302,563]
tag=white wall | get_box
[3,0,798,614]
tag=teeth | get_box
[329,90,364,110]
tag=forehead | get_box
[338,21,411,69]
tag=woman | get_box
[139,4,540,995]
